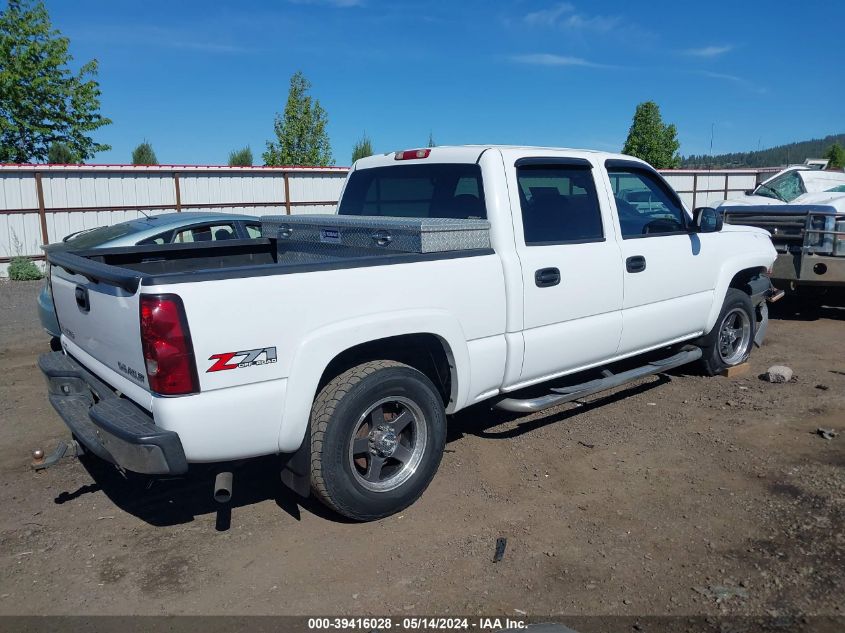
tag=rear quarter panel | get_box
[144,252,507,457]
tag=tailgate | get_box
[50,265,151,404]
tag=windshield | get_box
[62,221,147,249]
[755,171,806,202]
[827,185,845,193]
[339,163,486,219]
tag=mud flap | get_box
[280,423,311,498]
[754,302,769,348]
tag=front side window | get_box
[338,163,486,219]
[517,164,604,245]
[608,168,687,238]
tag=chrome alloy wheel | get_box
[718,307,752,365]
[348,396,427,493]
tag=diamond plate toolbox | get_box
[261,214,491,254]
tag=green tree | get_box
[263,71,333,166]
[228,146,253,166]
[0,0,110,163]
[47,141,78,164]
[622,101,680,169]
[824,142,845,169]
[131,141,157,165]
[351,133,372,163]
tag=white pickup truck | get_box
[40,146,777,521]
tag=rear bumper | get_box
[772,252,845,287]
[38,351,188,475]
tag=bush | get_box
[8,256,43,281]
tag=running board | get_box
[494,345,702,414]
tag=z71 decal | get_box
[207,347,277,372]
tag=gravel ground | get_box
[0,279,842,627]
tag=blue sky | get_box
[38,0,845,165]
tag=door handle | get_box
[626,256,647,273]
[535,267,561,288]
[74,286,90,313]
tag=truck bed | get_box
[47,238,493,292]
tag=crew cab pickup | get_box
[41,146,777,521]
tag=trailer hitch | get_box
[30,440,83,471]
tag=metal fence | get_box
[659,168,779,210]
[0,164,348,274]
[0,163,779,276]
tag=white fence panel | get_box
[1,164,777,277]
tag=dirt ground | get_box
[0,279,842,624]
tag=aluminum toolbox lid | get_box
[261,214,491,232]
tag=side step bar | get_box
[494,345,703,414]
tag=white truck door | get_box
[506,156,624,386]
[603,160,718,354]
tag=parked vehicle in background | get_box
[38,213,260,339]
[717,170,845,297]
[40,146,777,521]
[715,166,845,207]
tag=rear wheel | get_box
[309,360,447,521]
[699,288,755,376]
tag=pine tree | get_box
[228,146,253,166]
[0,0,110,163]
[131,141,158,165]
[622,102,680,169]
[263,71,333,166]
[351,133,372,163]
[824,142,845,169]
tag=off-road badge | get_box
[207,347,277,372]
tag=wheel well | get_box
[318,334,454,406]
[729,267,767,294]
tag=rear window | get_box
[63,221,146,248]
[338,163,486,219]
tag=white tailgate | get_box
[51,267,151,402]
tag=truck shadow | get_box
[447,375,670,443]
[68,452,348,528]
[768,295,845,322]
[63,369,673,528]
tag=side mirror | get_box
[693,207,723,233]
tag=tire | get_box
[310,360,447,521]
[699,288,756,376]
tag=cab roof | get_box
[352,145,644,170]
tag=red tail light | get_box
[140,294,199,396]
[395,149,431,160]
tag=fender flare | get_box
[705,251,774,333]
[276,310,469,453]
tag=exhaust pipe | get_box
[213,471,233,504]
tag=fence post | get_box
[173,172,182,212]
[283,172,292,215]
[692,173,698,210]
[34,172,49,245]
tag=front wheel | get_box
[699,288,755,376]
[309,360,447,521]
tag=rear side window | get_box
[517,164,604,245]
[338,163,486,219]
[174,224,237,243]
